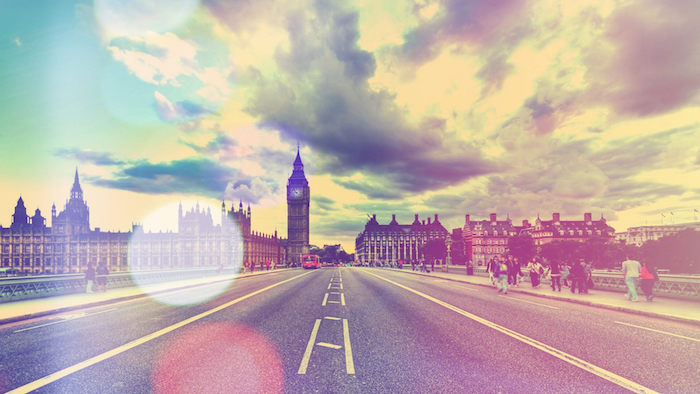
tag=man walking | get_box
[85,263,96,294]
[621,256,642,301]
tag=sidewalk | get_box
[0,269,290,325]
[387,267,700,325]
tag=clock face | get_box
[290,187,303,199]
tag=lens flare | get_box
[94,0,201,37]
[127,200,243,306]
[152,323,284,394]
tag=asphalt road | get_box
[0,267,698,393]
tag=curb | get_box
[382,268,700,326]
[0,268,293,326]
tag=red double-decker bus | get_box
[302,254,320,269]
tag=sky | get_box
[0,0,699,252]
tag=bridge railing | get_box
[441,265,700,300]
[0,267,246,303]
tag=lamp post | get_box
[444,236,452,272]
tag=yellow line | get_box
[614,321,700,343]
[341,293,346,306]
[364,271,658,394]
[322,293,329,306]
[7,271,313,394]
[298,319,322,374]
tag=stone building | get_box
[355,214,449,264]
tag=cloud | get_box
[311,195,336,213]
[245,1,496,198]
[54,148,125,166]
[90,158,237,197]
[154,91,210,122]
[584,0,700,117]
[396,0,530,65]
[224,177,278,204]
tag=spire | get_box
[72,168,82,193]
[293,144,303,168]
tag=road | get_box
[0,267,698,393]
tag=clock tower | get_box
[287,146,310,265]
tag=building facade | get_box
[462,214,527,266]
[1,171,284,274]
[616,222,700,246]
[355,214,449,264]
[531,212,615,246]
[286,147,310,265]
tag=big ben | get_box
[287,146,310,265]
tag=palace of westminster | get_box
[0,149,311,274]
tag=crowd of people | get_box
[485,255,659,301]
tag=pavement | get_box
[0,268,289,325]
[387,266,700,325]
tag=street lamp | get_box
[444,236,452,272]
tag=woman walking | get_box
[549,259,561,292]
[639,262,658,301]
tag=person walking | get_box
[639,262,657,302]
[549,259,561,292]
[85,263,96,294]
[560,262,570,288]
[621,256,642,301]
[569,260,586,294]
[527,259,541,288]
[96,262,109,292]
[487,258,496,286]
[495,257,509,294]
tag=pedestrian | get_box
[431,259,435,273]
[560,262,570,288]
[96,262,109,292]
[411,260,416,271]
[507,255,516,285]
[266,260,271,271]
[85,263,96,293]
[621,255,642,301]
[398,259,403,269]
[569,260,586,294]
[250,260,255,272]
[549,259,561,292]
[512,257,521,287]
[495,257,509,294]
[527,258,541,288]
[487,258,496,286]
[583,261,593,293]
[639,262,657,302]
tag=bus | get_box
[302,254,320,269]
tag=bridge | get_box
[0,266,698,393]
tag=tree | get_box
[507,234,535,264]
[639,229,700,273]
[539,241,582,264]
[422,238,446,262]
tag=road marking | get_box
[322,293,329,306]
[298,319,322,374]
[328,301,340,304]
[341,293,346,306]
[324,316,341,321]
[328,283,332,289]
[14,308,118,333]
[330,292,341,294]
[316,342,342,349]
[343,319,355,374]
[339,283,343,289]
[614,321,700,343]
[507,297,560,310]
[6,271,313,394]
[365,271,658,394]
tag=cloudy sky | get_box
[1,0,699,252]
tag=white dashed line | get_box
[317,342,342,349]
[343,319,355,374]
[298,319,322,374]
[507,297,560,310]
[324,316,341,321]
[14,308,118,333]
[328,301,340,304]
[614,321,700,343]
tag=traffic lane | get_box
[0,269,308,393]
[369,268,700,393]
[339,268,626,393]
[25,268,331,393]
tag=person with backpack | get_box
[495,256,509,294]
[639,262,658,301]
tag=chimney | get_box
[428,217,432,225]
[523,220,530,227]
[465,214,470,225]
[415,214,419,221]
[553,212,560,222]
[584,212,592,223]
[434,214,439,222]
[372,214,376,220]
[490,213,497,223]
[392,214,396,221]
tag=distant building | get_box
[0,170,284,274]
[355,214,449,264]
[462,213,528,266]
[531,212,615,246]
[617,222,700,246]
[287,147,310,265]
